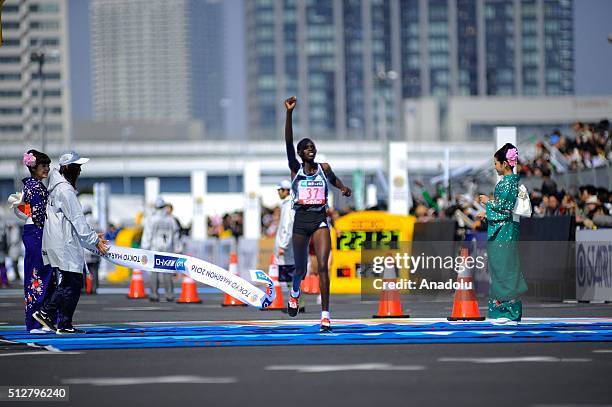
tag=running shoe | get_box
[32,310,56,332]
[489,317,518,326]
[287,295,300,317]
[320,317,332,333]
[56,327,86,335]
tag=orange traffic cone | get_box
[301,274,311,293]
[305,274,319,294]
[372,279,410,318]
[85,273,93,295]
[177,275,202,303]
[261,254,284,311]
[372,253,409,318]
[447,247,485,321]
[127,269,147,299]
[303,274,316,294]
[222,252,247,307]
[309,274,320,294]
[300,276,308,293]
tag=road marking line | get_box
[265,363,426,373]
[439,357,591,364]
[62,376,237,386]
[0,351,82,357]
[593,349,612,353]
[532,405,612,407]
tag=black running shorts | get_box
[292,210,329,237]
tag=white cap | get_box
[585,196,601,205]
[155,196,167,209]
[58,150,89,166]
[276,180,291,190]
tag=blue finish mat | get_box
[2,319,611,350]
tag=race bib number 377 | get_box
[297,180,326,205]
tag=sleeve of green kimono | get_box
[486,180,517,222]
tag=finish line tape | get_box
[93,245,275,308]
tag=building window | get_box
[2,5,19,12]
[29,3,60,12]
[30,38,60,46]
[31,89,62,97]
[0,125,23,132]
[0,73,21,81]
[32,106,62,114]
[2,38,20,46]
[31,72,61,80]
[0,108,22,115]
[0,90,21,98]
[32,124,63,132]
[0,56,20,63]
[30,21,60,30]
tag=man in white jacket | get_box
[141,197,181,302]
[274,180,303,312]
[34,151,108,334]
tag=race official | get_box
[141,197,182,302]
[274,180,304,312]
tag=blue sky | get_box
[573,0,612,95]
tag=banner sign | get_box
[93,245,275,308]
[576,229,612,302]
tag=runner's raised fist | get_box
[284,96,297,111]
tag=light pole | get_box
[30,50,46,151]
[375,69,399,144]
[375,68,399,177]
[30,46,58,152]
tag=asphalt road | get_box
[0,290,611,407]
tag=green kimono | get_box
[485,174,528,321]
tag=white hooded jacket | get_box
[274,195,294,265]
[140,207,181,253]
[42,168,99,273]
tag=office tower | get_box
[246,0,573,140]
[90,0,226,134]
[0,0,72,146]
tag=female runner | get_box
[284,96,351,332]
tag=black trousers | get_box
[278,265,296,283]
[41,268,83,329]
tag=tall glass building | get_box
[0,0,72,145]
[90,0,226,135]
[246,0,574,140]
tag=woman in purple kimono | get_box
[21,150,55,333]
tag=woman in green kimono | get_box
[477,143,528,322]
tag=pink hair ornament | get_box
[506,148,518,167]
[22,152,36,167]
